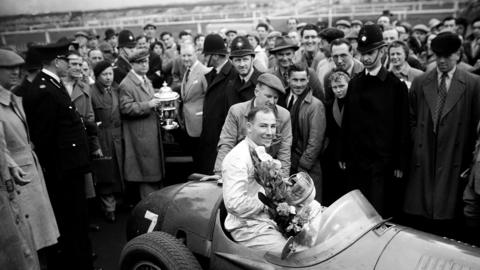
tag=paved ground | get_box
[91,148,194,270]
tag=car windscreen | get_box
[265,190,384,267]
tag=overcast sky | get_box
[0,0,196,16]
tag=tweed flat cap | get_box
[351,20,363,26]
[74,31,89,38]
[143,24,156,30]
[0,49,24,67]
[336,19,351,28]
[267,31,282,39]
[412,24,429,33]
[257,73,285,94]
[129,49,149,63]
[431,32,462,56]
[98,41,113,53]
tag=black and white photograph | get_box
[1,0,480,269]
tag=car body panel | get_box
[125,181,480,269]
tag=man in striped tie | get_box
[404,31,480,240]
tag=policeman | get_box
[113,29,137,84]
[21,41,95,270]
[338,24,409,217]
[229,35,264,102]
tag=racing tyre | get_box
[120,231,202,270]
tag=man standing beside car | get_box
[119,49,165,200]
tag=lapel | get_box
[441,68,465,119]
[421,70,439,124]
[207,61,231,92]
[183,63,199,101]
[110,84,120,119]
[127,71,152,97]
[0,88,28,129]
[70,81,87,102]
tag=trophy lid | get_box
[154,81,179,101]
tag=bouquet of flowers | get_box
[250,146,312,238]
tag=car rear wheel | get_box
[120,231,202,270]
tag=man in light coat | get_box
[119,49,164,199]
[214,73,291,178]
[405,32,480,239]
[223,105,287,253]
[178,43,210,170]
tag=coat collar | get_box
[208,60,234,90]
[422,68,466,122]
[69,79,89,101]
[126,70,152,96]
[0,87,26,122]
[0,86,11,106]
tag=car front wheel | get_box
[120,231,202,270]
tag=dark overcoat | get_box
[404,68,480,220]
[340,67,409,216]
[90,81,123,189]
[114,55,132,84]
[231,67,263,102]
[197,60,239,174]
[119,70,165,183]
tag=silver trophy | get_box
[154,81,180,130]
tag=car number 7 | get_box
[144,210,158,233]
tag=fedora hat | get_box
[269,36,299,53]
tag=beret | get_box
[431,31,462,56]
[0,49,24,67]
[93,60,113,78]
[429,18,441,30]
[335,19,352,28]
[104,28,117,40]
[257,73,285,94]
[412,24,429,33]
[319,28,345,43]
[129,49,149,63]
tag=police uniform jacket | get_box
[231,67,263,102]
[197,60,239,174]
[113,55,132,84]
[22,70,91,178]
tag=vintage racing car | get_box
[120,177,480,270]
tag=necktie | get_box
[287,96,294,111]
[282,71,289,86]
[184,68,191,83]
[434,72,448,132]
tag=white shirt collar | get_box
[42,68,61,83]
[365,64,382,76]
[240,66,254,82]
[436,65,456,79]
[216,59,228,74]
[132,69,146,83]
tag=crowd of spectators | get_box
[1,10,480,269]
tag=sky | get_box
[0,0,198,16]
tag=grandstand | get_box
[0,0,476,51]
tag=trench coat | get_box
[290,90,326,202]
[0,120,40,270]
[0,87,59,250]
[197,60,239,174]
[230,67,263,102]
[405,68,480,220]
[90,81,123,192]
[119,70,165,183]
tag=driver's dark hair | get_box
[288,63,309,77]
[247,105,277,123]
